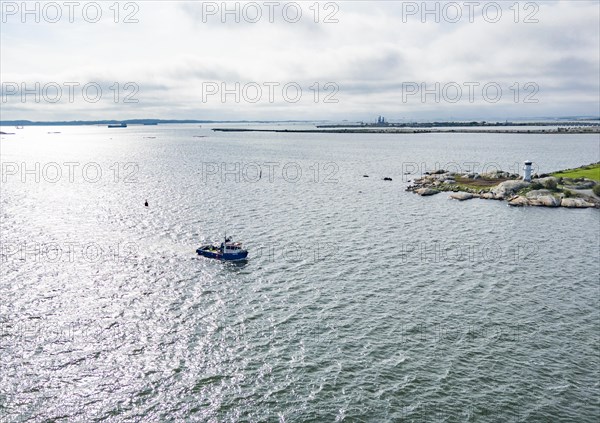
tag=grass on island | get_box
[445,177,512,192]
[552,163,600,182]
[436,178,506,193]
[454,177,511,187]
[426,163,600,196]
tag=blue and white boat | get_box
[196,237,248,261]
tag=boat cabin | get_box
[222,242,243,252]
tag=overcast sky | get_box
[1,1,599,121]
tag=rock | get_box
[532,196,561,207]
[525,189,552,197]
[491,180,530,199]
[561,198,596,208]
[525,189,561,207]
[482,171,509,179]
[508,196,530,207]
[480,193,499,200]
[566,181,596,189]
[449,192,474,201]
[443,179,456,184]
[518,189,562,207]
[416,188,439,196]
[536,177,559,190]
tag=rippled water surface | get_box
[1,125,599,422]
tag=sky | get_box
[1,0,599,121]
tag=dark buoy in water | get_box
[383,177,392,181]
[363,175,369,178]
[144,200,149,207]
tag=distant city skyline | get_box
[1,1,599,121]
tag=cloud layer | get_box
[1,1,599,121]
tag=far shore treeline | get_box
[1,118,599,127]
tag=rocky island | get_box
[406,163,600,208]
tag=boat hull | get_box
[196,247,248,261]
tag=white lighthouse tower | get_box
[523,161,533,182]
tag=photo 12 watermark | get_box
[0,241,139,264]
[198,1,339,24]
[399,241,539,264]
[1,1,140,24]
[1,162,139,184]
[251,241,339,264]
[397,401,526,422]
[200,81,339,104]
[199,161,339,184]
[401,161,539,182]
[212,320,337,344]
[391,321,539,345]
[400,82,539,104]
[399,1,539,24]
[1,82,139,104]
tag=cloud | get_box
[1,0,598,121]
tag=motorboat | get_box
[196,237,248,261]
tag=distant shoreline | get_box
[2,118,599,128]
[212,127,600,135]
[0,119,317,127]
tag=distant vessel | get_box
[108,123,127,128]
[196,237,248,261]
